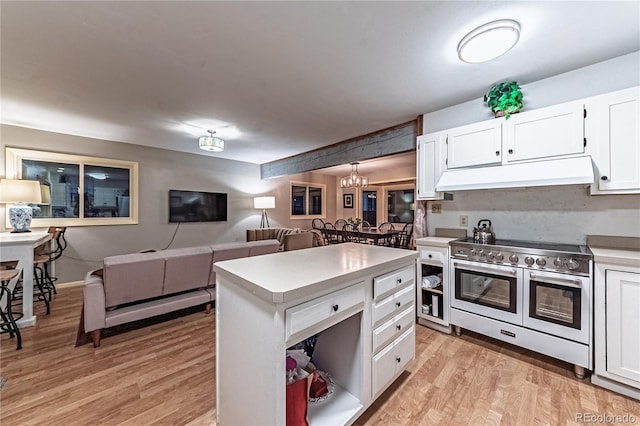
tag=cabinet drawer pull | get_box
[396,301,401,307]
[508,149,514,154]
[396,324,401,331]
[332,304,339,312]
[428,254,432,258]
[601,176,608,181]
[396,278,402,284]
[495,150,500,156]
[396,356,401,363]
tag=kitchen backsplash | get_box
[425,185,640,244]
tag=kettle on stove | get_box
[473,219,495,244]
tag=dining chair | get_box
[0,265,22,350]
[377,222,396,246]
[311,218,325,230]
[341,224,356,243]
[322,222,341,244]
[357,222,374,244]
[396,223,414,249]
[334,219,348,229]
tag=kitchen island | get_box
[214,243,418,425]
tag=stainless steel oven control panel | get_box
[450,243,591,276]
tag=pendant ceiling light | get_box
[457,19,520,64]
[199,129,225,152]
[340,162,369,188]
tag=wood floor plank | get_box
[1,286,639,425]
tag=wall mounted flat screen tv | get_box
[169,190,227,223]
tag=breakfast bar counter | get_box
[214,243,418,425]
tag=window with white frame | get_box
[4,148,138,227]
[290,181,325,219]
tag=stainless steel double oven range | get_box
[449,238,593,379]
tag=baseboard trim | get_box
[57,281,84,289]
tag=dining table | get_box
[0,231,51,327]
[355,228,401,245]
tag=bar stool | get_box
[34,226,68,296]
[0,266,23,350]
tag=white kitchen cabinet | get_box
[415,236,459,334]
[371,265,415,398]
[587,86,640,195]
[416,132,446,200]
[214,244,419,425]
[446,119,502,169]
[503,100,585,163]
[605,270,640,383]
[590,239,640,400]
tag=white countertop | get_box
[214,243,418,304]
[415,236,460,248]
[0,231,50,245]
[587,235,640,268]
[589,246,640,268]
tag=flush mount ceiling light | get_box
[198,129,225,152]
[458,19,520,64]
[340,162,369,188]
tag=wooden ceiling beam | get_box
[260,119,418,179]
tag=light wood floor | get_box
[1,286,638,425]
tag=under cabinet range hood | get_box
[435,155,594,192]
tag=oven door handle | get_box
[454,263,518,277]
[529,273,582,289]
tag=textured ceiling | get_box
[1,1,638,166]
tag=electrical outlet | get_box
[460,215,468,226]
[431,204,442,214]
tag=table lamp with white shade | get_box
[253,196,275,228]
[0,179,43,232]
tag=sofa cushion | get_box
[209,242,252,285]
[103,251,166,308]
[163,246,213,295]
[248,239,281,256]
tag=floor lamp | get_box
[253,196,275,228]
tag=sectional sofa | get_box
[82,240,280,347]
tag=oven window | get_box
[529,281,581,329]
[455,270,517,313]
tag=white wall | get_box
[421,52,640,243]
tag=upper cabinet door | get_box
[416,132,446,200]
[588,86,640,194]
[504,100,585,163]
[447,119,502,169]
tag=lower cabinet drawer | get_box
[374,265,415,301]
[372,284,414,327]
[285,282,365,343]
[372,306,415,354]
[372,327,415,397]
[420,248,445,265]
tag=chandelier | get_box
[199,129,225,152]
[340,162,369,188]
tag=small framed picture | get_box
[343,193,353,208]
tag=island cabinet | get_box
[214,243,418,426]
[589,236,640,400]
[586,86,640,195]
